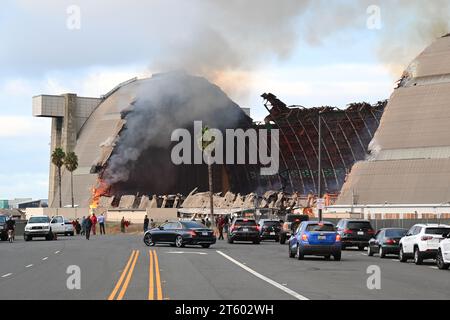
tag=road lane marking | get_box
[117,250,139,300]
[216,250,309,300]
[42,257,48,261]
[2,273,12,278]
[148,250,154,300]
[108,250,136,300]
[429,266,439,270]
[167,251,207,255]
[54,251,60,254]
[153,250,163,300]
[25,264,33,268]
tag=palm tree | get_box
[199,126,216,226]
[51,148,66,208]
[64,151,79,208]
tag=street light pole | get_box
[318,111,323,222]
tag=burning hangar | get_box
[34,36,450,210]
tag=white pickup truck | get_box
[24,215,74,241]
[50,215,74,236]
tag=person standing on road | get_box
[75,219,81,235]
[91,213,98,235]
[150,219,156,229]
[85,215,92,240]
[143,215,149,232]
[205,218,211,228]
[81,216,86,235]
[120,217,126,233]
[98,214,106,235]
[218,215,225,240]
[223,215,229,235]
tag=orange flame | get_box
[90,179,109,209]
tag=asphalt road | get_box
[0,234,449,300]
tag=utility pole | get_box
[317,111,323,222]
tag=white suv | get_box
[399,224,450,265]
[437,232,450,270]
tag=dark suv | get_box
[336,219,375,250]
[279,214,309,244]
[228,218,260,244]
[0,215,8,241]
[258,219,282,241]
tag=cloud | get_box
[0,173,48,199]
[0,116,50,138]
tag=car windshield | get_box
[347,221,372,230]
[235,220,257,226]
[182,221,205,229]
[263,221,281,226]
[425,227,450,235]
[306,223,335,232]
[0,216,6,223]
[385,229,408,237]
[28,217,50,224]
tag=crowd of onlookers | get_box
[70,213,107,240]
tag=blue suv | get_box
[288,221,341,261]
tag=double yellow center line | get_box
[108,249,163,300]
[148,250,163,300]
[108,250,140,300]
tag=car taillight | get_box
[188,230,196,237]
[421,236,433,241]
[336,234,341,242]
[344,229,353,234]
[256,226,261,231]
[385,239,395,245]
[301,234,308,241]
[368,229,375,235]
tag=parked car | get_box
[336,219,375,250]
[0,215,8,241]
[228,218,260,244]
[288,221,341,261]
[258,219,282,241]
[24,215,55,241]
[437,231,450,270]
[279,214,309,244]
[367,228,408,258]
[143,220,216,248]
[64,220,75,236]
[49,215,69,235]
[399,224,450,265]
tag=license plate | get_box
[270,232,276,235]
[202,232,208,236]
[318,236,326,240]
[358,231,364,235]
[243,228,249,232]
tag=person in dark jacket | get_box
[85,215,93,240]
[144,215,149,232]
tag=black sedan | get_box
[367,228,408,258]
[143,220,216,248]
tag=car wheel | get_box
[253,239,260,244]
[324,255,331,260]
[296,246,304,260]
[358,244,365,251]
[280,235,286,245]
[1,235,7,241]
[175,235,184,248]
[436,250,450,270]
[399,246,408,262]
[201,244,211,249]
[367,246,374,256]
[379,246,386,258]
[143,233,155,247]
[227,237,234,244]
[333,253,341,261]
[289,245,295,258]
[414,247,423,265]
